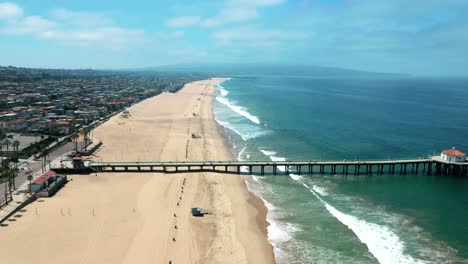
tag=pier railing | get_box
[69,158,468,177]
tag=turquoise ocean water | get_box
[213,75,468,264]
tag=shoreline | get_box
[211,80,274,250]
[0,78,275,264]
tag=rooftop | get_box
[442,148,466,156]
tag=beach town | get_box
[0,77,275,264]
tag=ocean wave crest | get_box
[216,96,261,124]
[302,182,423,264]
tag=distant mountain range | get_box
[139,63,410,78]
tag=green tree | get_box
[12,140,20,162]
[0,159,17,202]
[3,139,11,157]
[0,140,3,161]
[71,133,79,153]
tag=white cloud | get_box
[213,27,308,43]
[0,2,22,20]
[166,0,285,28]
[41,27,144,44]
[201,7,258,27]
[227,0,285,7]
[0,4,145,49]
[166,16,201,27]
[154,30,185,41]
[172,30,185,38]
[2,15,57,35]
[50,9,113,27]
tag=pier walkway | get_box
[74,157,468,177]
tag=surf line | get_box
[297,179,422,264]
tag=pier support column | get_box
[249,166,253,175]
[309,165,312,175]
[261,166,264,175]
[273,166,277,175]
[237,166,240,174]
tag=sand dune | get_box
[0,78,275,264]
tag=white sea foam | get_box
[215,118,248,141]
[302,182,423,264]
[219,87,229,96]
[238,146,248,160]
[289,173,302,181]
[312,185,329,196]
[261,198,300,246]
[259,148,288,172]
[215,117,268,141]
[216,96,261,124]
[260,149,277,156]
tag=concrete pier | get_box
[75,158,468,177]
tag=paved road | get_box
[0,142,78,204]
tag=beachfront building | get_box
[441,147,467,162]
[29,171,67,197]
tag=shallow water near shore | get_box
[213,76,468,263]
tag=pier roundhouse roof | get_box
[442,148,466,156]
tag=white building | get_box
[441,147,467,162]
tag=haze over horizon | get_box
[1,0,468,76]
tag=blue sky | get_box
[0,0,467,76]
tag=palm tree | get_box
[27,174,33,194]
[7,167,18,196]
[80,129,86,150]
[0,140,3,162]
[71,133,79,153]
[3,139,10,158]
[0,163,6,202]
[83,127,92,150]
[40,148,49,173]
[1,159,12,201]
[12,140,20,162]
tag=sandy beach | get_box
[0,78,275,264]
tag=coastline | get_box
[0,78,275,264]
[209,80,276,262]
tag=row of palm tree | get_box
[0,139,21,161]
[70,127,93,153]
[0,157,19,204]
[0,139,22,203]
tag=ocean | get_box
[213,75,468,264]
